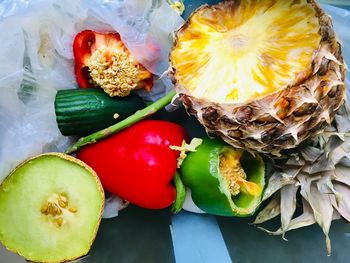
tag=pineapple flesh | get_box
[170,0,346,154]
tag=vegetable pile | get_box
[0,0,350,262]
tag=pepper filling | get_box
[88,46,152,97]
[40,193,78,228]
[219,150,261,197]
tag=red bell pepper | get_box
[77,120,188,209]
[73,30,153,96]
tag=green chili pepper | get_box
[180,138,265,217]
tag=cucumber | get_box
[55,88,146,136]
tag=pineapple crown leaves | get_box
[254,105,350,256]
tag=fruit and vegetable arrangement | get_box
[0,0,350,262]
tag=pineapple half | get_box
[170,0,346,154]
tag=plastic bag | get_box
[0,0,184,186]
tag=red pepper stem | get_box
[66,90,177,154]
[171,171,186,213]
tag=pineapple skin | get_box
[170,0,346,155]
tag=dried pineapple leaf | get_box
[324,136,345,154]
[329,145,350,166]
[253,194,280,224]
[284,198,316,232]
[341,137,350,150]
[286,155,305,166]
[337,133,346,141]
[262,170,297,201]
[318,134,331,149]
[299,173,335,256]
[335,107,350,134]
[302,154,334,174]
[280,184,299,239]
[333,165,350,187]
[256,226,283,236]
[256,105,350,252]
[335,105,349,117]
[316,173,334,195]
[256,198,315,237]
[331,182,350,222]
[340,158,350,167]
[327,180,342,203]
[333,209,341,221]
[316,173,342,205]
[300,146,323,163]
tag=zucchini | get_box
[55,88,146,136]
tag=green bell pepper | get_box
[180,138,265,217]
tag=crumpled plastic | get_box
[103,194,129,219]
[0,0,183,185]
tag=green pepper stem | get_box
[66,90,176,154]
[171,171,186,214]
